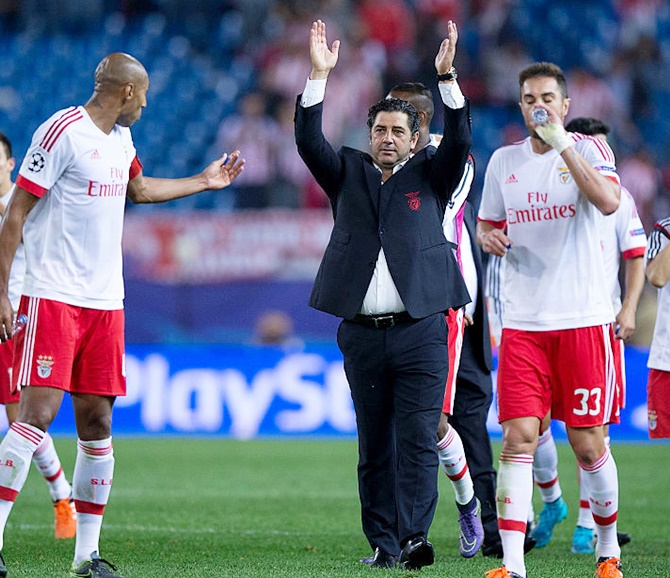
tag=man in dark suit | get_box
[295,19,471,570]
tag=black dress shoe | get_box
[482,540,503,558]
[398,537,434,570]
[370,547,397,569]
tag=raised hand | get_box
[435,20,458,74]
[309,19,340,80]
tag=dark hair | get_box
[0,132,12,160]
[519,62,568,99]
[367,97,420,135]
[388,82,434,122]
[564,117,610,136]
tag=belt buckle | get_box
[374,314,395,329]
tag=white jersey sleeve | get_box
[600,186,647,312]
[647,217,670,371]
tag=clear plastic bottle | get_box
[12,313,28,336]
[532,107,548,125]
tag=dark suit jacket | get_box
[461,201,494,373]
[295,97,472,320]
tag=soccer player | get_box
[478,63,623,578]
[645,217,670,438]
[530,117,645,554]
[0,132,77,541]
[0,54,244,578]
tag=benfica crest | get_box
[405,191,421,211]
[558,166,572,184]
[36,355,54,379]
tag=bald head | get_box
[93,53,148,94]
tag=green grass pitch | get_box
[2,438,668,577]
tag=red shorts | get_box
[647,369,670,439]
[13,296,126,396]
[0,340,20,405]
[496,324,619,427]
[443,308,465,414]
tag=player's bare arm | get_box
[561,147,620,215]
[0,187,38,341]
[616,256,645,340]
[647,241,670,288]
[309,19,339,80]
[476,220,511,257]
[127,150,245,204]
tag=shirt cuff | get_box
[438,80,465,109]
[300,78,327,107]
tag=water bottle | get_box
[532,107,548,125]
[12,314,27,336]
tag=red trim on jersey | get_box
[478,217,507,229]
[654,222,670,240]
[592,512,618,526]
[0,487,19,503]
[129,156,143,180]
[40,107,83,152]
[15,174,48,198]
[74,499,106,516]
[621,247,645,260]
[498,518,527,533]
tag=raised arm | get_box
[127,150,244,204]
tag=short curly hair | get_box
[367,97,420,135]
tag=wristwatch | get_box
[437,67,457,81]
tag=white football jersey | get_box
[16,106,139,309]
[646,218,670,371]
[479,134,618,331]
[599,185,647,313]
[0,186,26,311]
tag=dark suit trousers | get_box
[449,326,499,547]
[337,313,448,556]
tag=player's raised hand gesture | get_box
[202,150,245,190]
[309,19,340,80]
[435,20,458,75]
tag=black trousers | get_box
[449,327,500,548]
[337,313,448,556]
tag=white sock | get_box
[32,432,71,501]
[533,428,562,503]
[73,438,114,565]
[0,422,45,550]
[437,423,474,505]
[576,468,595,529]
[497,453,533,578]
[579,448,620,560]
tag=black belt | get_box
[351,311,414,329]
